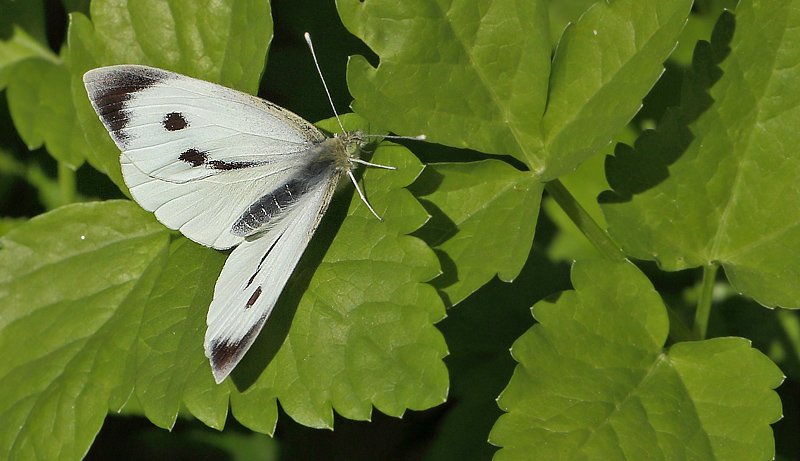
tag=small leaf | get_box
[490,260,783,460]
[7,58,89,169]
[413,160,543,305]
[0,26,54,89]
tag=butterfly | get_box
[82,35,419,384]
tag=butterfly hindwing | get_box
[205,170,340,383]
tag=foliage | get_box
[0,0,797,459]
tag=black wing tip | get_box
[84,66,165,98]
[206,310,270,384]
[207,339,241,384]
[83,65,174,145]
[83,64,172,85]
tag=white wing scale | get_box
[83,65,358,383]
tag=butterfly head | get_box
[337,130,365,155]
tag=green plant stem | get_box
[58,162,76,207]
[545,179,625,262]
[693,263,719,340]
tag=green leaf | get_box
[413,160,543,305]
[133,239,230,430]
[230,133,447,430]
[68,0,273,191]
[428,248,571,460]
[0,201,170,460]
[341,0,550,167]
[78,0,271,90]
[340,0,692,304]
[0,26,55,90]
[601,3,800,309]
[60,0,447,440]
[341,0,692,179]
[490,260,784,460]
[6,58,89,169]
[0,119,445,461]
[541,0,692,179]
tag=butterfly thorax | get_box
[315,130,364,172]
[228,131,362,239]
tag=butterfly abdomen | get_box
[230,138,347,237]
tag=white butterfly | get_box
[83,35,419,384]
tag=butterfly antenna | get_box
[363,134,427,141]
[304,32,346,135]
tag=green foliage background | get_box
[0,0,798,459]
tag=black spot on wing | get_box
[178,148,260,171]
[208,159,259,170]
[163,112,188,131]
[246,286,262,309]
[179,148,208,167]
[246,237,282,288]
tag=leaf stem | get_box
[693,263,719,340]
[58,162,76,207]
[545,179,625,262]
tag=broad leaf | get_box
[230,139,447,430]
[490,260,784,460]
[601,2,800,309]
[341,0,692,179]
[0,201,170,460]
[340,0,692,303]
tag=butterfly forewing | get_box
[84,65,329,249]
